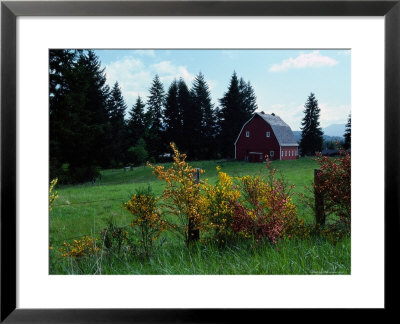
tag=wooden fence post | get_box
[314,169,326,226]
[188,168,200,243]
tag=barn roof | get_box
[234,112,299,146]
[257,113,299,146]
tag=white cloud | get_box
[106,57,144,74]
[151,61,195,84]
[151,61,176,74]
[178,66,195,83]
[256,103,303,130]
[207,80,217,91]
[104,57,151,106]
[319,103,351,127]
[104,57,195,110]
[269,51,338,72]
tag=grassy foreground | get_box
[49,158,351,275]
[50,237,350,275]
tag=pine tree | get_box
[299,93,324,156]
[191,72,216,159]
[49,49,77,180]
[239,78,258,120]
[75,50,111,169]
[147,75,166,159]
[213,106,222,138]
[217,72,259,158]
[179,78,197,158]
[164,80,183,147]
[218,72,244,158]
[127,96,147,146]
[54,50,110,182]
[344,114,351,150]
[107,82,127,166]
[50,49,77,105]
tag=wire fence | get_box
[51,196,129,207]
[50,196,133,246]
[50,169,201,247]
[50,221,132,246]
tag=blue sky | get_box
[95,49,350,131]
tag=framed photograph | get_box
[1,0,398,321]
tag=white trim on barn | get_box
[234,113,299,147]
[234,114,257,145]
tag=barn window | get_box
[281,151,283,157]
[289,151,291,157]
[270,151,274,157]
[285,151,287,156]
[246,131,250,137]
[266,132,270,138]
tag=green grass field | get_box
[49,158,351,275]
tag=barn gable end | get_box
[235,112,299,161]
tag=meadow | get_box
[49,158,351,275]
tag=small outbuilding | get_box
[234,112,299,162]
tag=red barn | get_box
[234,112,299,162]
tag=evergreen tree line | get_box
[50,50,258,183]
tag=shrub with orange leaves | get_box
[123,187,167,257]
[147,143,205,245]
[59,236,100,258]
[202,167,241,244]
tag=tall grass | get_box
[50,236,350,275]
[49,158,350,275]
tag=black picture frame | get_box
[1,0,399,322]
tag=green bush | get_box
[127,138,148,166]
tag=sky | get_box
[95,49,351,131]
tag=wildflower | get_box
[49,178,59,211]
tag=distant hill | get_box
[323,124,346,137]
[293,125,345,144]
[293,131,302,143]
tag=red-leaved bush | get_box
[316,149,351,229]
[231,202,288,244]
[231,156,298,244]
[302,148,351,233]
